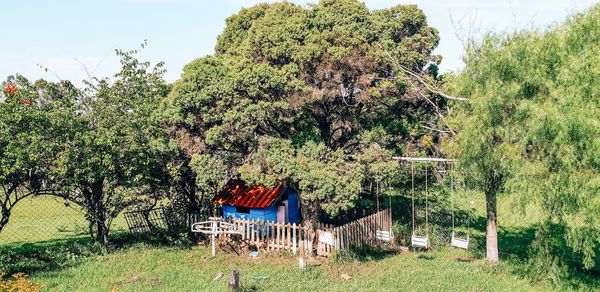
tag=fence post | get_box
[229,269,240,292]
[250,219,255,244]
[292,223,297,255]
[268,221,273,250]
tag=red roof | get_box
[212,179,284,209]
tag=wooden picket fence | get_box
[223,219,311,255]
[335,208,393,249]
[207,208,392,257]
[315,222,337,256]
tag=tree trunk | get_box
[1,186,28,237]
[486,191,499,265]
[95,219,109,245]
[85,181,110,245]
[0,208,10,235]
[299,197,320,257]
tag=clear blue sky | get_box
[1,0,597,85]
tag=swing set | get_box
[394,157,471,250]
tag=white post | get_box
[292,223,297,256]
[211,220,217,257]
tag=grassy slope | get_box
[33,245,545,292]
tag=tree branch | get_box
[417,91,456,136]
[377,44,468,102]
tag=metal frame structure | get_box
[192,217,241,256]
[394,156,469,250]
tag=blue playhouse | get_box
[212,179,300,224]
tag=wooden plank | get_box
[280,222,284,250]
[283,223,287,250]
[260,221,264,243]
[345,225,349,249]
[269,221,274,250]
[267,221,271,247]
[327,224,331,255]
[288,224,292,251]
[280,223,285,251]
[279,222,282,250]
[281,224,288,250]
[250,220,255,244]
[275,223,279,250]
[244,220,249,241]
[292,223,297,255]
[361,219,366,246]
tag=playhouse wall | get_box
[285,189,300,224]
[222,205,278,221]
[220,188,300,223]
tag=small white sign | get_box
[319,230,334,245]
[376,230,392,241]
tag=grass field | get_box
[0,196,127,245]
[1,193,598,291]
[29,244,546,292]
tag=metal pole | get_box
[411,162,415,235]
[425,164,429,236]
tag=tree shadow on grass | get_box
[331,244,399,263]
[469,216,600,290]
[0,230,195,276]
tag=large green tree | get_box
[55,47,174,244]
[446,5,600,272]
[162,0,447,224]
[0,76,76,234]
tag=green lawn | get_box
[0,196,127,245]
[31,245,546,292]
[1,194,598,291]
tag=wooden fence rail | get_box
[335,208,393,250]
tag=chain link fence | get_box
[0,195,127,246]
[0,168,542,261]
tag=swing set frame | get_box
[392,157,469,250]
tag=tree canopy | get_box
[162,0,445,223]
[0,76,75,234]
[446,4,600,276]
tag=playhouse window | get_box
[236,206,250,214]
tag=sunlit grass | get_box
[0,196,127,245]
[33,245,547,292]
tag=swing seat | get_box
[411,234,429,249]
[451,232,469,250]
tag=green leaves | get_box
[189,154,228,197]
[44,45,176,244]
[0,76,78,233]
[447,4,600,274]
[161,1,443,221]
[238,137,363,217]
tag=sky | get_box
[1,0,597,85]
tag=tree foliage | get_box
[162,0,444,222]
[0,76,75,234]
[54,46,174,244]
[446,4,600,276]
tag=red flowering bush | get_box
[2,83,33,106]
[3,83,17,96]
